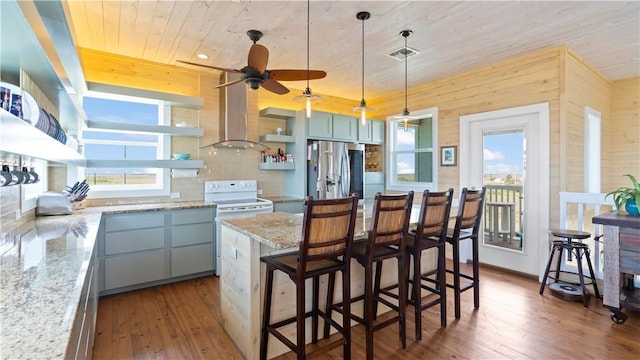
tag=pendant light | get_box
[293,0,322,118]
[353,11,374,126]
[395,29,416,132]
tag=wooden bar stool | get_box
[326,192,414,360]
[539,229,601,307]
[445,187,486,319]
[260,195,359,360]
[378,189,453,340]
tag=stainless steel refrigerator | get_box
[307,140,364,200]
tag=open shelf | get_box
[86,160,204,169]
[259,162,295,170]
[87,120,203,137]
[259,134,295,143]
[1,110,85,165]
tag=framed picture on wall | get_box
[441,146,457,166]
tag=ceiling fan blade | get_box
[248,44,269,73]
[269,69,327,81]
[213,78,245,89]
[261,79,289,95]
[176,60,242,74]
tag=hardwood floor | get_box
[93,263,640,359]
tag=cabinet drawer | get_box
[171,208,214,225]
[171,222,214,247]
[620,249,640,274]
[620,233,640,252]
[104,250,166,290]
[105,212,165,232]
[171,243,214,277]
[105,227,165,255]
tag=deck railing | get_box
[483,185,523,245]
[557,192,615,277]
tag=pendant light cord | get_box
[404,33,408,110]
[306,0,310,90]
[361,16,365,101]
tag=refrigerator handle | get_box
[341,147,351,197]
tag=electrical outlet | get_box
[14,210,20,221]
[170,192,180,199]
[230,246,238,259]
[257,189,263,195]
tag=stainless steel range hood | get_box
[206,72,269,151]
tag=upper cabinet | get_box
[358,120,385,144]
[307,111,358,142]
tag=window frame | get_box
[80,91,171,199]
[385,106,439,193]
[584,106,601,193]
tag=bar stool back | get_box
[407,188,454,338]
[260,195,359,360]
[446,187,486,319]
[327,191,414,360]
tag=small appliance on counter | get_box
[36,180,90,215]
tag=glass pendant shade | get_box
[394,30,416,132]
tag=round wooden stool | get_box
[539,229,601,307]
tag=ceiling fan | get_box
[177,30,327,95]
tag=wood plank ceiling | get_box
[65,0,640,101]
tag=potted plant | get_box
[605,174,640,216]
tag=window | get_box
[81,92,170,198]
[584,106,601,193]
[386,107,438,192]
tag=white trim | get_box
[385,107,439,193]
[460,102,550,278]
[584,106,601,193]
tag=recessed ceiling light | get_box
[197,53,209,60]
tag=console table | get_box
[592,211,640,323]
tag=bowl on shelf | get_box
[172,153,191,160]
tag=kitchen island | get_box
[217,210,430,359]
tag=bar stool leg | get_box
[364,263,374,360]
[373,261,383,320]
[574,248,589,307]
[312,277,319,343]
[539,243,558,295]
[412,248,423,341]
[584,247,601,298]
[472,236,480,309]
[260,265,275,360]
[437,244,447,328]
[342,268,351,360]
[323,272,336,339]
[553,243,565,284]
[397,254,406,350]
[452,237,461,319]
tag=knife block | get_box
[74,199,87,210]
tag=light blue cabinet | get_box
[274,200,305,214]
[307,111,358,142]
[170,208,215,277]
[67,245,98,360]
[99,207,215,295]
[358,119,385,144]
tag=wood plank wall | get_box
[78,46,639,220]
[371,47,563,200]
[608,77,640,190]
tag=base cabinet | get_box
[99,207,215,295]
[66,247,98,360]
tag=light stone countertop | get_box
[218,211,370,250]
[0,201,215,359]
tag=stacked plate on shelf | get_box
[1,82,39,125]
[34,107,67,144]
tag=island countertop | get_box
[217,211,369,250]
